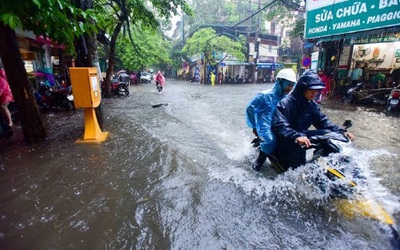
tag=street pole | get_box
[254,0,261,83]
[181,4,185,44]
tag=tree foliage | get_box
[118,25,172,71]
[184,0,258,34]
[1,0,102,53]
[183,28,244,62]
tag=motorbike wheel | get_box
[124,86,129,96]
[118,86,129,96]
[61,97,75,111]
[343,94,354,104]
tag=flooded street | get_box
[1,80,400,249]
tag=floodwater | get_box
[1,80,399,249]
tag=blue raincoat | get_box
[246,81,291,154]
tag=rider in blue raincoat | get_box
[246,68,297,171]
[271,71,355,171]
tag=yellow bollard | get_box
[69,67,109,143]
[76,108,109,143]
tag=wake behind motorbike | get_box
[252,121,399,248]
[343,82,391,105]
[387,84,400,112]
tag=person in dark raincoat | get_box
[246,68,297,171]
[271,71,355,171]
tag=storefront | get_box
[305,0,400,88]
[350,35,400,87]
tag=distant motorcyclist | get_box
[271,70,355,171]
[246,68,297,171]
[155,71,165,92]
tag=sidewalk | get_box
[0,123,28,157]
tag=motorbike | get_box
[252,120,400,248]
[387,84,400,112]
[343,82,391,105]
[156,81,163,92]
[36,83,75,111]
[101,79,129,96]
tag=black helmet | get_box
[298,71,325,90]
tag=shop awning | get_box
[315,26,400,44]
[222,61,251,66]
[257,63,283,69]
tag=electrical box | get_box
[69,67,101,108]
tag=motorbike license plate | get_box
[390,99,399,105]
[67,95,74,101]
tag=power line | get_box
[207,0,279,41]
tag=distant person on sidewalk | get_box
[210,72,216,86]
[0,68,14,127]
[351,63,363,86]
[315,68,329,103]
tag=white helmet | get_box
[276,68,297,83]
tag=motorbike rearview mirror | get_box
[343,120,352,129]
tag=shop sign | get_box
[305,0,400,39]
[311,51,319,71]
[352,34,400,44]
[396,49,400,57]
[258,56,274,63]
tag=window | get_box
[270,22,276,35]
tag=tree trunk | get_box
[58,48,70,86]
[0,23,47,143]
[74,0,104,129]
[104,21,123,97]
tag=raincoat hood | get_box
[271,78,293,98]
[292,71,325,99]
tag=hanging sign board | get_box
[305,0,400,39]
[311,52,319,71]
[352,34,400,44]
[302,57,311,67]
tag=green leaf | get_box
[56,0,63,10]
[32,0,41,8]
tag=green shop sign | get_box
[352,34,400,44]
[396,49,400,57]
[305,0,400,39]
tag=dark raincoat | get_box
[271,71,344,170]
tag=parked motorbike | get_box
[101,79,129,96]
[0,112,13,140]
[36,83,75,111]
[252,121,399,248]
[343,82,391,105]
[387,84,400,112]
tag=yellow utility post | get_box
[69,67,109,143]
